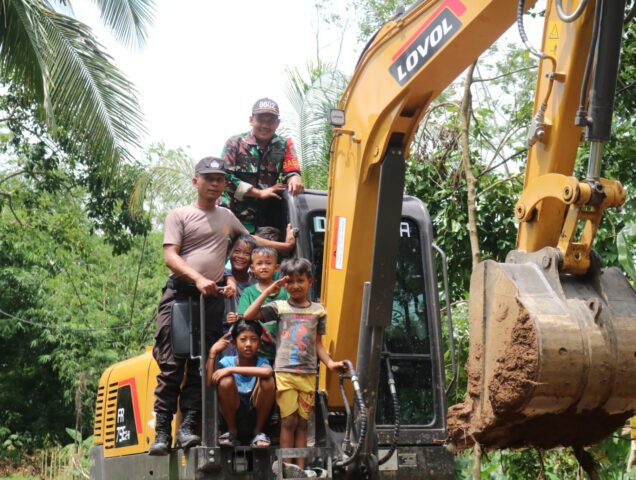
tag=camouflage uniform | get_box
[221,132,301,232]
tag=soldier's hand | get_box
[196,277,218,296]
[287,175,304,196]
[258,183,286,200]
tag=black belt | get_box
[166,278,226,296]
[166,278,199,296]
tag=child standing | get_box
[244,258,343,476]
[238,247,288,363]
[224,235,258,326]
[207,320,275,447]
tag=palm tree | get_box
[282,60,348,189]
[0,0,154,172]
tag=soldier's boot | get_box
[149,412,173,456]
[176,410,201,449]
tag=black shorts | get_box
[235,391,256,444]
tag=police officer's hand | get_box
[287,175,304,196]
[257,183,286,200]
[226,312,240,324]
[196,276,219,296]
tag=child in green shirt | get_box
[237,247,287,362]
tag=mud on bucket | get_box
[447,247,636,451]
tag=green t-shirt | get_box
[237,284,288,362]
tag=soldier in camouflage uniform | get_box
[221,98,304,233]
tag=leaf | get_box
[65,427,82,443]
[618,222,636,280]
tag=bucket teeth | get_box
[447,248,636,450]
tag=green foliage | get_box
[0,79,165,451]
[0,0,154,173]
[0,79,151,254]
[454,433,634,479]
[0,172,166,447]
[130,142,197,225]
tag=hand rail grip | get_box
[432,243,458,395]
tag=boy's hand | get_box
[223,284,236,298]
[327,359,346,372]
[210,367,234,384]
[226,312,239,324]
[264,276,289,296]
[210,332,231,355]
[284,224,296,247]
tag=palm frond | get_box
[90,0,155,48]
[0,0,49,112]
[1,0,146,173]
[283,62,348,169]
[130,152,195,217]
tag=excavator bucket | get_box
[447,247,636,450]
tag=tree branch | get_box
[460,62,481,269]
[472,65,537,83]
[479,173,523,195]
[0,191,24,227]
[0,170,28,186]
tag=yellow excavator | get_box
[90,0,636,478]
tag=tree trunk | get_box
[460,61,481,269]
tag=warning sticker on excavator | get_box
[331,216,346,270]
[549,23,559,39]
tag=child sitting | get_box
[237,247,288,363]
[244,258,344,476]
[207,320,275,448]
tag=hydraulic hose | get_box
[334,360,368,468]
[576,0,603,126]
[518,0,557,140]
[377,355,400,466]
[557,0,589,22]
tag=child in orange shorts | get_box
[244,257,343,476]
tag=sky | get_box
[72,0,544,163]
[73,0,359,161]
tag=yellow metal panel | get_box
[102,348,160,457]
[320,0,537,399]
[517,0,596,251]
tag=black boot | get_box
[176,410,201,448]
[149,412,173,456]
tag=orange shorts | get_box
[275,372,315,420]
